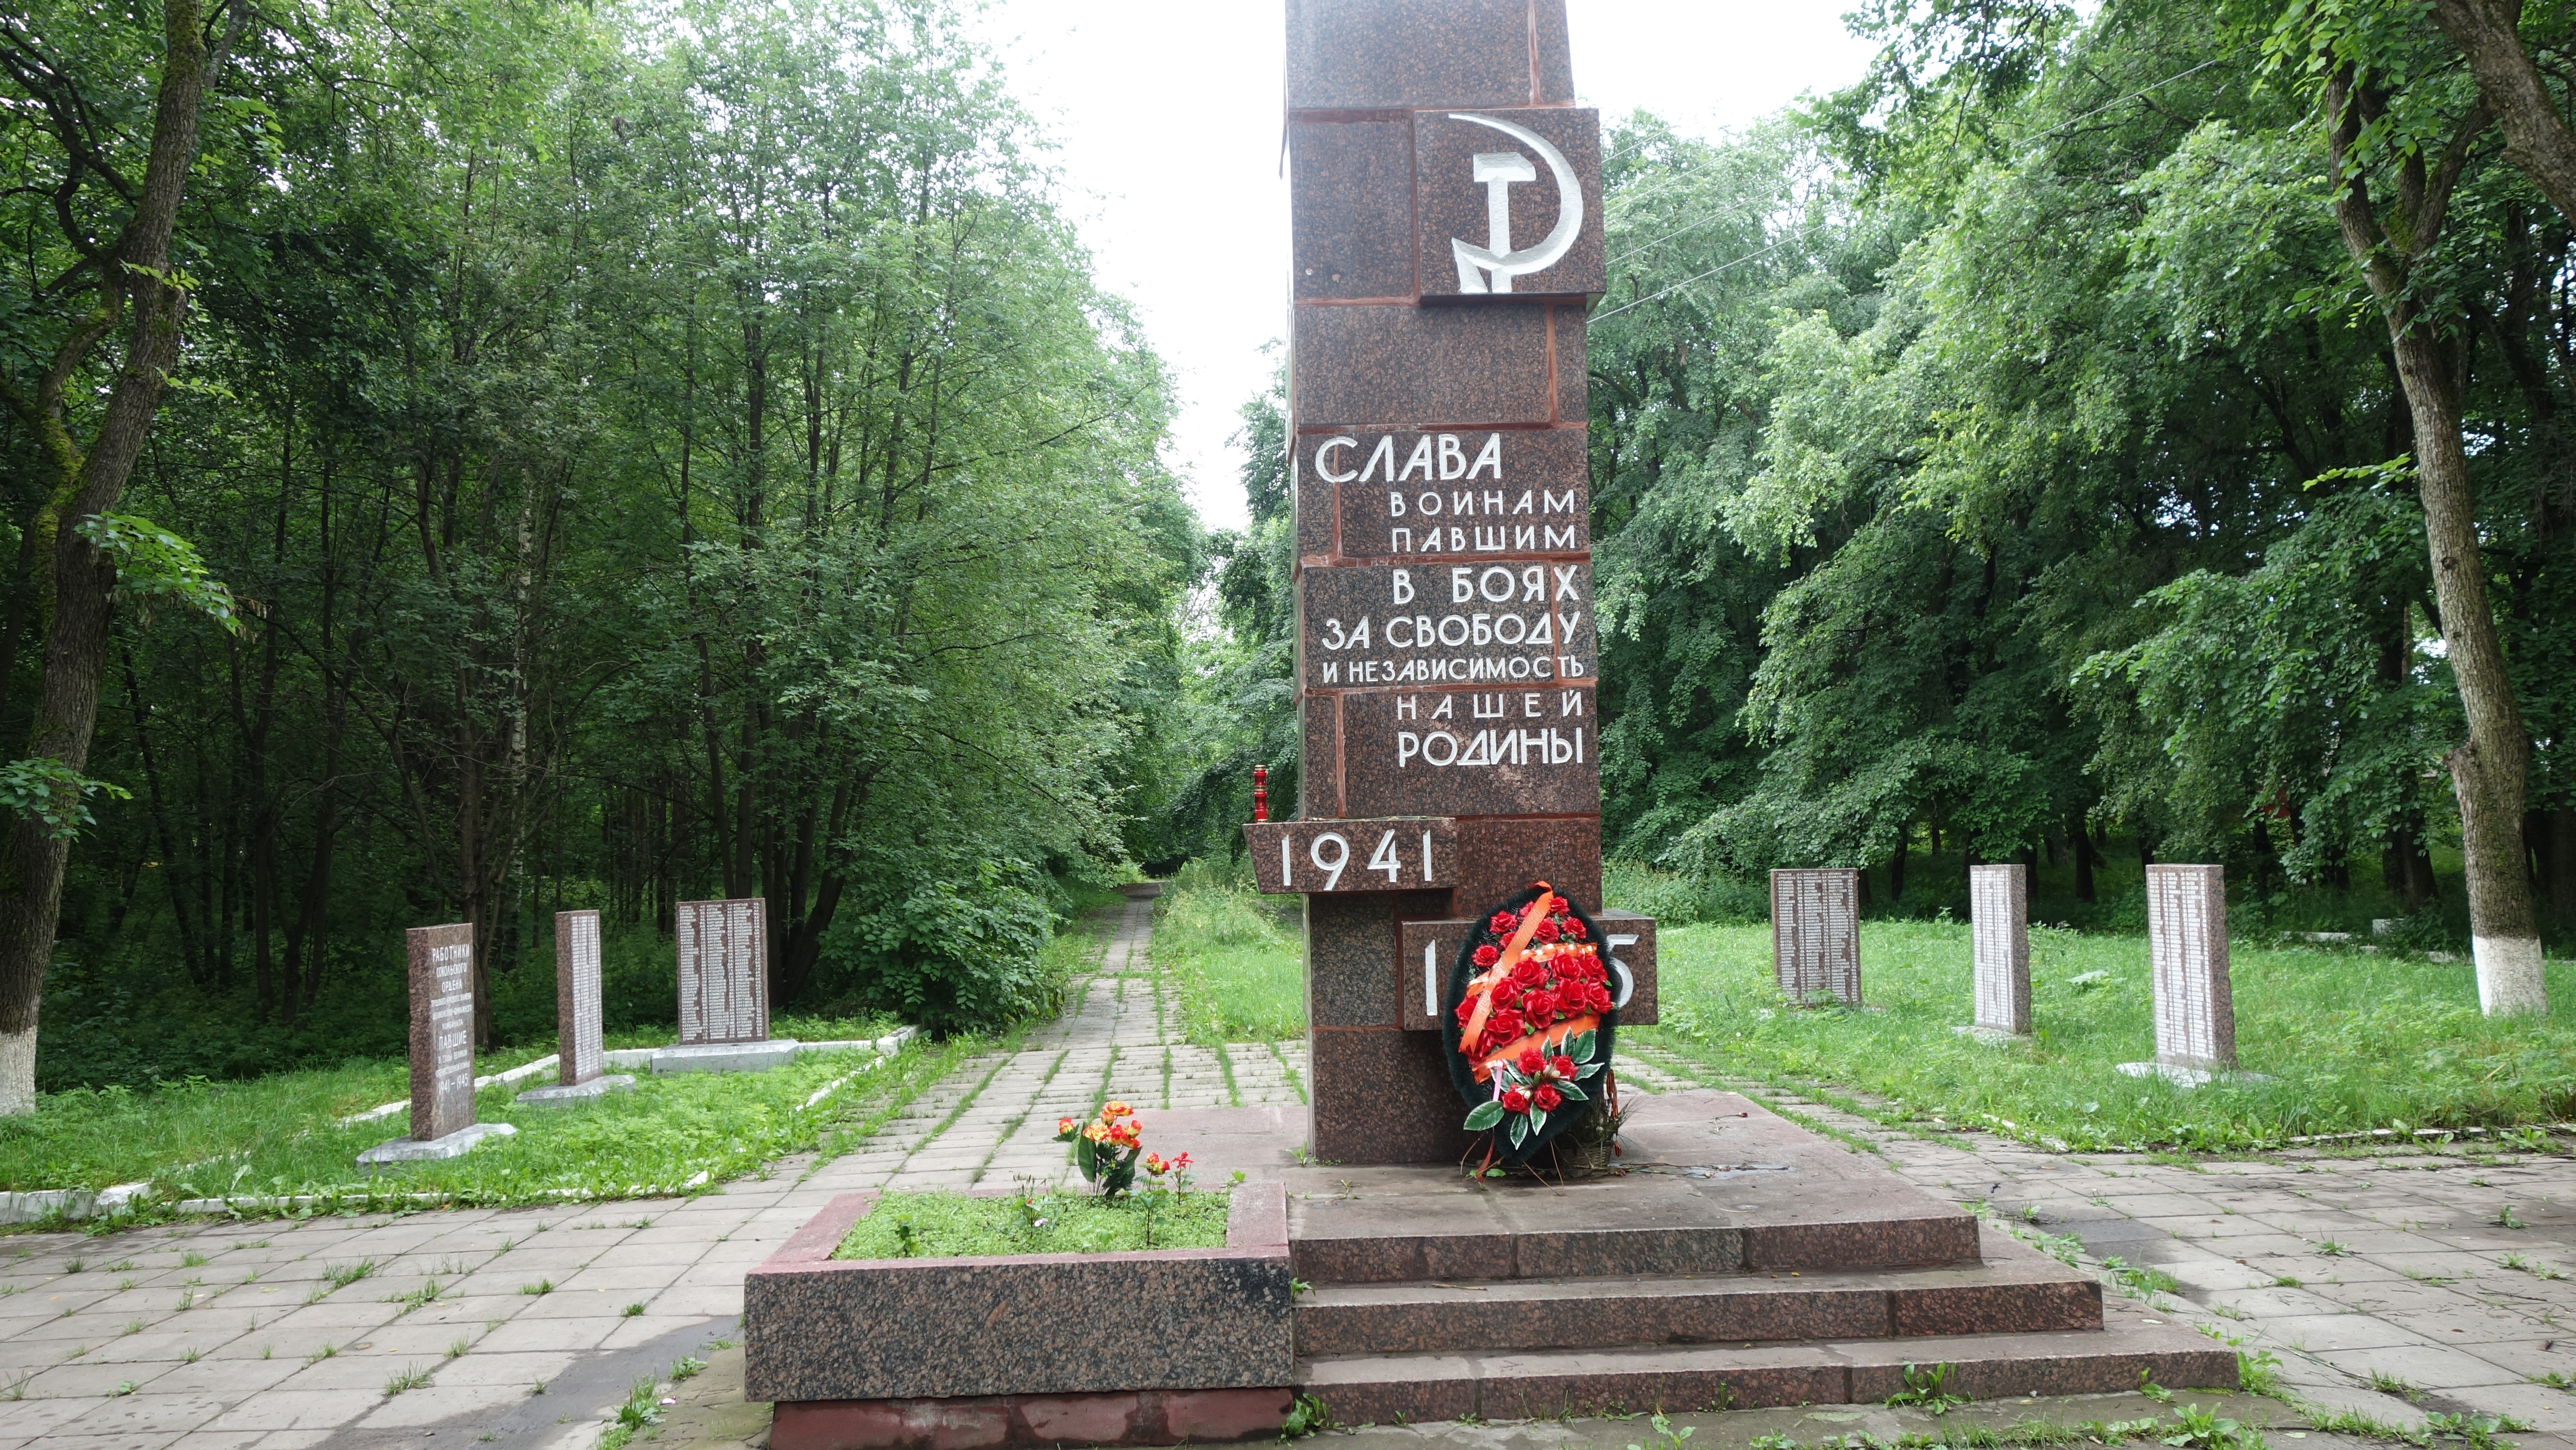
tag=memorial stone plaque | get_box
[1771,869,1860,1006]
[1255,0,1652,1165]
[1969,864,2031,1036]
[2147,864,2234,1071]
[557,909,605,1086]
[678,898,768,1046]
[408,923,477,1142]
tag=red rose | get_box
[1522,990,1556,1022]
[1511,958,1545,988]
[1501,1087,1530,1113]
[1532,917,1560,944]
[1518,1046,1544,1076]
[1454,998,1476,1024]
[1534,1085,1562,1112]
[1489,911,1518,933]
[1471,943,1500,968]
[1486,1009,1524,1045]
[1549,1054,1577,1079]
[1564,917,1587,938]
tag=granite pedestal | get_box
[515,1073,636,1105]
[652,1039,801,1074]
[357,1120,516,1164]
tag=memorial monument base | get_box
[357,1120,517,1166]
[743,1093,2232,1446]
[514,1073,636,1106]
[1953,1024,2028,1044]
[652,1039,801,1074]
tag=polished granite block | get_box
[1285,0,1573,112]
[745,1185,1292,1403]
[1292,120,1416,301]
[1247,816,1457,895]
[1292,305,1568,429]
[1451,812,1602,925]
[1308,1027,1478,1165]
[1297,427,1589,563]
[771,1386,1294,1450]
[1308,893,1400,1029]
[1415,108,1603,301]
[1336,688,1598,817]
[1301,697,1342,818]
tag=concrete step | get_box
[1296,1298,2235,1423]
[1293,1252,2102,1357]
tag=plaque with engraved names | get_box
[2147,864,2234,1070]
[556,909,605,1086]
[408,923,478,1142]
[1771,869,1860,1007]
[1301,562,1595,691]
[678,898,769,1045]
[1969,864,2031,1036]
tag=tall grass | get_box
[1637,919,2576,1151]
[1153,857,1304,1042]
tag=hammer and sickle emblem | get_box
[1448,112,1583,293]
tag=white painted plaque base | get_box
[651,1039,801,1075]
[514,1074,636,1107]
[2115,1061,2275,1088]
[357,1121,518,1165]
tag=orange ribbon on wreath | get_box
[1457,883,1555,1082]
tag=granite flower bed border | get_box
[745,1181,1294,1449]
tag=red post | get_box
[1253,765,1269,823]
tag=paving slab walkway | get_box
[5,896,2572,1450]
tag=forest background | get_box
[3,0,2573,1100]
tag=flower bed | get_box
[828,1188,1231,1258]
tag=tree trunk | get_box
[0,0,232,1114]
[2546,807,2576,921]
[2428,0,2576,228]
[2324,67,2546,1015]
[2070,812,2095,903]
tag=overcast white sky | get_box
[969,3,1879,532]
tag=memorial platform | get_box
[745,1089,2236,1446]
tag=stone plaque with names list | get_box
[408,923,478,1142]
[1969,864,2030,1036]
[678,898,769,1046]
[2146,864,2234,1071]
[557,909,605,1086]
[1771,869,1860,1007]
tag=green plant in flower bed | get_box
[1635,918,2576,1152]
[830,1189,1230,1259]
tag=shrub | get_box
[816,856,1057,1035]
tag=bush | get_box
[1602,859,1768,925]
[814,856,1058,1036]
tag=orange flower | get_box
[1103,1101,1131,1118]
[1143,1153,1168,1174]
[1056,1117,1077,1135]
[1083,1122,1111,1143]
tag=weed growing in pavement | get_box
[2500,1252,2563,1280]
[390,1279,445,1314]
[1279,1393,1331,1440]
[2101,1257,2182,1297]
[121,1319,143,1335]
[2272,1275,2302,1287]
[305,1343,338,1365]
[622,1302,645,1317]
[61,1258,82,1273]
[448,1339,470,1360]
[519,1280,553,1296]
[1885,1361,1966,1414]
[2314,1240,2351,1256]
[103,1259,133,1272]
[672,1356,707,1380]
[1625,1410,1698,1450]
[2402,1268,2457,1284]
[385,1364,434,1396]
[179,1250,206,1267]
[179,1347,201,1363]
[2368,1369,2423,1403]
[2493,1205,2528,1229]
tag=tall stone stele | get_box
[653,898,801,1074]
[1244,0,1654,1164]
[2118,864,2240,1085]
[1966,863,2030,1037]
[516,909,636,1105]
[1771,869,1860,1007]
[357,923,518,1164]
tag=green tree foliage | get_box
[1,0,1198,1087]
[1585,0,2576,937]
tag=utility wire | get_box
[1591,237,1798,322]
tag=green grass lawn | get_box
[0,1037,979,1210]
[830,1186,1230,1258]
[1154,859,1304,1043]
[1634,919,2576,1152]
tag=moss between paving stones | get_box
[830,1189,1229,1258]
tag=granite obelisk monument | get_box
[1248,0,1653,1163]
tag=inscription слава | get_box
[1297,429,1589,561]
